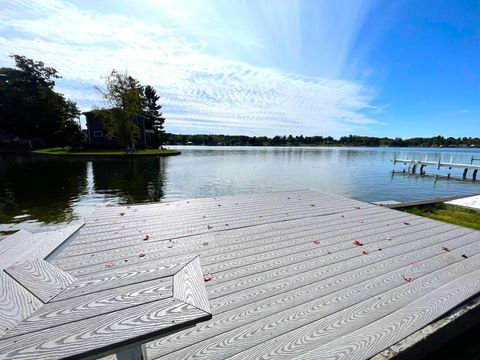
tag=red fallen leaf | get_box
[403,275,413,282]
[143,235,149,241]
[207,225,213,229]
[203,241,209,246]
[138,251,145,258]
[353,240,363,246]
[203,273,214,282]
[362,250,369,255]
[105,263,113,268]
[314,240,321,245]
[442,246,451,252]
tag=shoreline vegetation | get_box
[33,147,180,157]
[166,134,480,148]
[400,203,480,231]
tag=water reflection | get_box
[1,147,480,235]
[0,155,87,225]
[0,155,168,232]
[91,158,166,203]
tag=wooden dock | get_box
[2,190,480,359]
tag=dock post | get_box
[437,156,441,169]
[116,345,148,360]
[412,164,417,174]
[473,169,478,181]
[420,164,426,175]
[463,168,468,179]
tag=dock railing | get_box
[393,154,480,180]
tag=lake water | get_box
[1,146,480,235]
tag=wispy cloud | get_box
[0,0,379,136]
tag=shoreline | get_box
[31,148,181,158]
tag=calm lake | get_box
[1,146,480,235]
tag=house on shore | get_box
[83,110,155,148]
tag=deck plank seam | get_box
[53,211,426,274]
[206,228,478,302]
[150,242,480,359]
[55,207,390,261]
[62,220,460,283]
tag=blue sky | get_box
[0,0,479,138]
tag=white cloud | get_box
[0,0,379,136]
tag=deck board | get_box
[4,190,480,359]
[51,211,428,278]
[0,273,43,338]
[5,260,76,303]
[0,230,31,255]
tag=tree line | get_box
[166,134,480,148]
[0,55,166,150]
[1,55,478,150]
[0,55,83,148]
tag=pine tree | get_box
[142,85,166,147]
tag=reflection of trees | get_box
[91,157,166,204]
[0,155,87,224]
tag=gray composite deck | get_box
[3,190,480,359]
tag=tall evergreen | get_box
[142,85,166,147]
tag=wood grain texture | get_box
[63,201,365,256]
[2,278,173,339]
[228,249,480,360]
[0,273,42,338]
[292,261,480,360]
[0,224,83,271]
[174,257,211,313]
[0,230,31,255]
[80,191,339,230]
[52,209,420,277]
[57,205,387,259]
[5,260,76,303]
[52,261,183,301]
[147,231,480,359]
[0,298,210,360]
[3,191,479,360]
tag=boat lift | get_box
[393,154,480,180]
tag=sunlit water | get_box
[1,146,479,235]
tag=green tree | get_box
[95,70,143,150]
[0,55,82,146]
[141,85,166,147]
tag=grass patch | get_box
[33,147,180,157]
[401,203,480,230]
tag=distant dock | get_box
[1,190,480,359]
[393,154,480,180]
